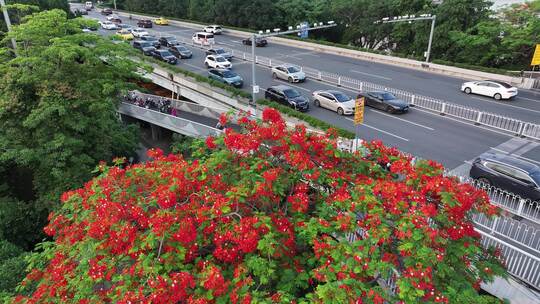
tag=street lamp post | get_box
[250,21,336,106]
[0,0,17,54]
[376,14,437,63]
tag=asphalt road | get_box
[80,8,540,171]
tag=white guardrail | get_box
[157,34,540,141]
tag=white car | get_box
[461,80,518,100]
[204,55,231,69]
[106,14,120,21]
[99,21,118,30]
[203,25,222,34]
[131,28,149,38]
[271,64,306,83]
[312,90,356,115]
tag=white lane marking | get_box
[469,96,540,114]
[218,42,234,47]
[489,147,540,165]
[516,96,540,103]
[345,118,409,141]
[292,50,321,57]
[351,70,392,81]
[271,81,311,92]
[368,109,434,130]
[275,53,303,60]
[182,62,207,72]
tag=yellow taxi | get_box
[154,17,169,25]
[115,29,134,40]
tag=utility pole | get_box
[425,16,436,63]
[113,0,116,10]
[0,0,17,54]
[375,14,437,63]
[251,33,256,105]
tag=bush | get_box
[0,239,23,262]
[0,254,28,293]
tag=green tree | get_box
[0,9,139,208]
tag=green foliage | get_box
[0,197,48,251]
[0,254,28,294]
[0,9,140,207]
[170,133,204,160]
[0,239,23,262]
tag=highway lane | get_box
[140,18,540,123]
[83,10,540,170]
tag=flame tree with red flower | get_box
[12,109,505,303]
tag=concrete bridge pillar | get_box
[150,124,162,141]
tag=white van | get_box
[192,32,215,46]
[85,1,93,10]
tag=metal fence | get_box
[473,213,540,252]
[478,230,540,288]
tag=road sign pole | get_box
[251,33,256,106]
[0,0,18,55]
[426,16,436,63]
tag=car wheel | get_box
[464,87,472,94]
[288,77,293,83]
[314,99,320,107]
[385,105,394,113]
[272,73,277,79]
[477,177,492,187]
[337,107,344,115]
[494,93,502,100]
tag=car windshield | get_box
[531,170,540,186]
[177,46,188,51]
[215,49,225,54]
[380,92,396,100]
[160,51,173,57]
[287,66,300,73]
[144,36,157,41]
[283,89,301,98]
[216,57,226,62]
[222,70,237,78]
[334,92,351,102]
[141,42,151,47]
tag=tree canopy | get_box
[13,109,505,303]
[0,8,140,297]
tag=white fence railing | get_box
[151,31,540,141]
[473,213,540,252]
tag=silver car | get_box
[271,64,306,83]
[312,90,355,115]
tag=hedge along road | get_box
[84,10,540,170]
[87,7,540,123]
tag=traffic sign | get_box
[354,97,365,125]
[531,44,540,66]
[253,85,259,94]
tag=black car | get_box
[74,9,88,15]
[242,37,267,47]
[470,153,540,201]
[169,45,192,59]
[140,35,160,48]
[137,19,153,28]
[265,85,309,112]
[101,8,113,15]
[205,48,232,60]
[133,40,156,56]
[357,91,409,113]
[151,49,177,64]
[158,36,180,47]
